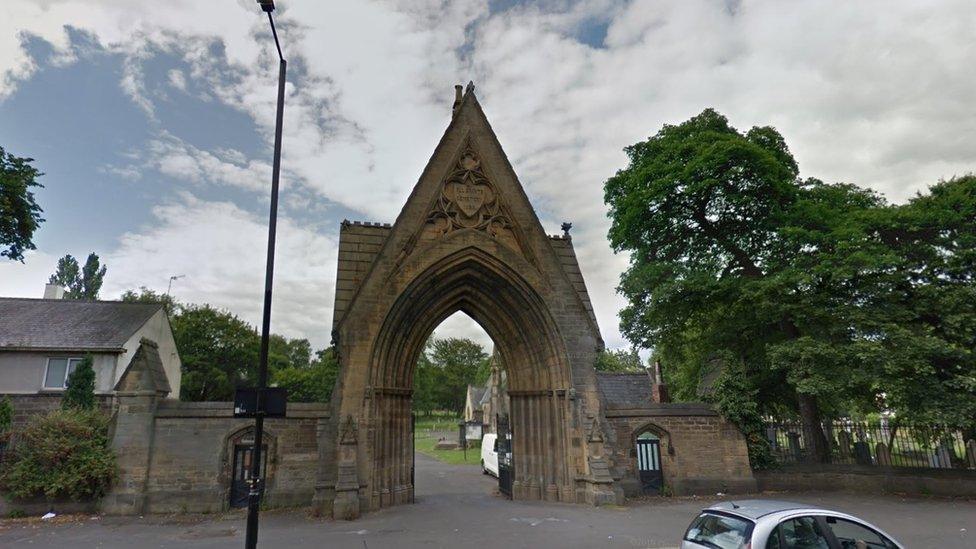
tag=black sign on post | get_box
[234,387,288,418]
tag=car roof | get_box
[704,500,815,520]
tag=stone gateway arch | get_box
[317,84,621,519]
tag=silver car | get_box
[681,500,904,549]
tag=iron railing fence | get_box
[764,419,976,470]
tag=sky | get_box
[1,0,975,353]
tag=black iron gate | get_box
[636,435,663,494]
[496,414,514,498]
[230,443,267,508]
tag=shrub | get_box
[61,355,96,411]
[0,396,12,434]
[709,355,775,470]
[0,409,116,501]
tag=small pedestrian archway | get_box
[319,85,617,519]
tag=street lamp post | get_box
[166,274,185,298]
[245,1,286,548]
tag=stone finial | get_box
[452,84,463,115]
[561,222,572,237]
[114,338,171,396]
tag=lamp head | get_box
[256,0,275,13]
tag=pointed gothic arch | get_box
[319,85,618,519]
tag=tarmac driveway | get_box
[0,453,972,548]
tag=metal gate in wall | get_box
[636,432,663,495]
[496,413,514,498]
[230,443,267,508]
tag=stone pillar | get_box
[312,414,336,517]
[333,415,361,520]
[100,340,169,515]
[99,390,158,515]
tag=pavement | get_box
[0,453,973,548]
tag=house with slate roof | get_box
[0,294,181,399]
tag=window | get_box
[770,516,830,549]
[684,512,755,549]
[824,516,895,549]
[43,357,84,389]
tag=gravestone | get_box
[966,439,976,469]
[787,432,803,461]
[875,442,892,467]
[837,430,853,459]
[853,441,873,466]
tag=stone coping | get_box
[154,400,330,419]
[761,463,976,479]
[604,403,718,417]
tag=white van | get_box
[481,433,499,477]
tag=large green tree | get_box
[595,348,643,372]
[171,305,260,401]
[605,109,884,461]
[413,337,490,414]
[272,347,339,403]
[0,146,44,261]
[49,252,107,299]
[606,110,976,463]
[120,286,178,315]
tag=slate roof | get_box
[596,372,653,409]
[0,298,162,352]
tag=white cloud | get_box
[0,251,60,298]
[432,312,494,353]
[4,0,976,353]
[142,133,273,193]
[167,68,187,92]
[103,192,338,348]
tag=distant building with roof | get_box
[463,384,487,423]
[0,288,181,400]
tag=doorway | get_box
[229,440,268,508]
[636,432,664,495]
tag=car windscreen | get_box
[683,511,755,549]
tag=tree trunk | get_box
[798,392,829,463]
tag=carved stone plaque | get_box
[454,182,485,217]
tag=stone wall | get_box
[756,465,976,498]
[604,404,756,497]
[0,392,328,516]
[0,392,114,430]
[106,400,328,514]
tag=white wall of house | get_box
[118,309,182,399]
[0,351,119,394]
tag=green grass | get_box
[414,433,482,466]
[414,411,464,433]
[411,411,482,466]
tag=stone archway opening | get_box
[365,248,576,510]
[409,311,495,495]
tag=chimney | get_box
[44,284,65,299]
[649,359,670,403]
